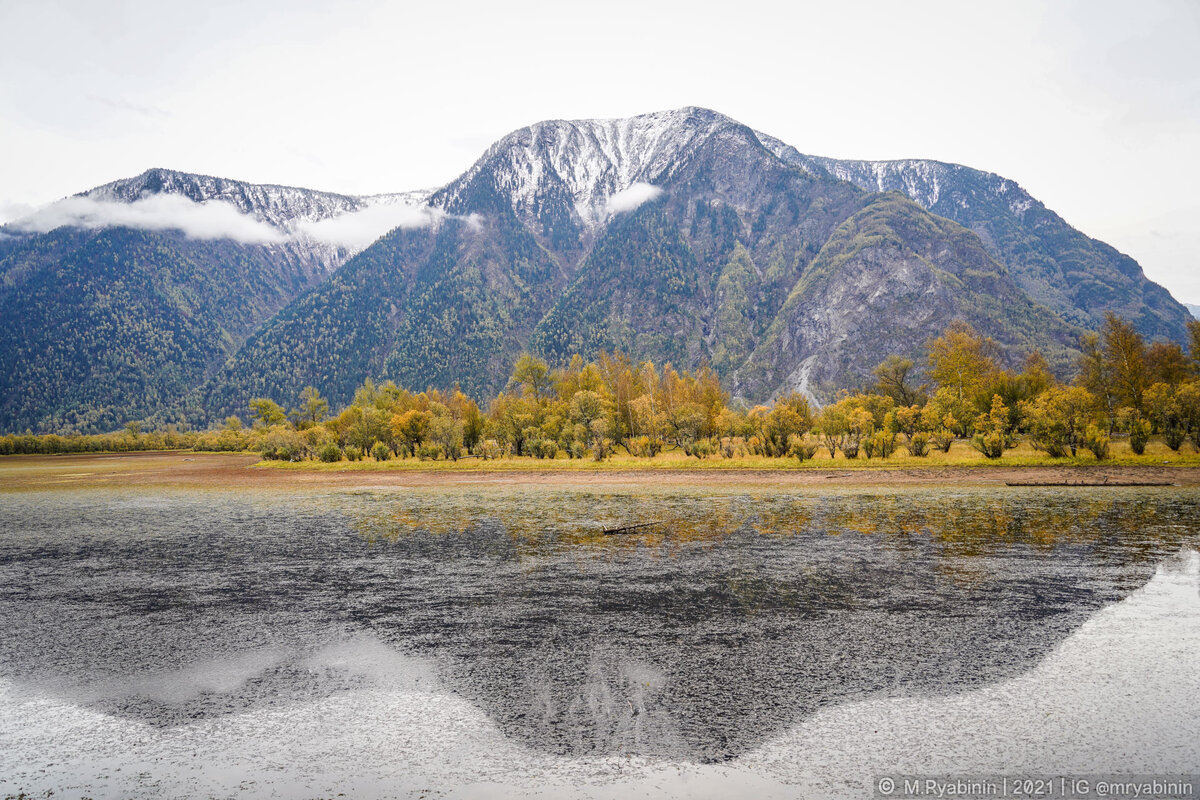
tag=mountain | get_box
[1186,303,1200,321]
[0,169,426,432]
[2,109,1191,432]
[207,109,1083,416]
[756,138,1191,343]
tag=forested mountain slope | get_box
[1,109,1189,431]
[0,170,423,432]
[209,109,1081,416]
[758,137,1191,342]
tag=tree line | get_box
[3,314,1199,463]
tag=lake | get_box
[1,483,1198,798]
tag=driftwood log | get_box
[601,521,662,535]
[1005,481,1175,487]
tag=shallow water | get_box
[0,485,1197,797]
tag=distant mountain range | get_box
[0,108,1192,433]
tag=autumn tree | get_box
[926,322,997,406]
[294,386,329,428]
[249,398,288,429]
[509,354,552,403]
[1145,341,1193,385]
[763,393,813,457]
[1021,386,1095,457]
[872,355,924,406]
[1100,313,1148,412]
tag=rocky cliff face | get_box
[758,137,1192,342]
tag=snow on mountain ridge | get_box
[88,168,431,232]
[755,133,1040,221]
[435,107,745,228]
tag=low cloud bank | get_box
[6,194,450,250]
[606,182,664,215]
[9,194,286,245]
[295,202,443,249]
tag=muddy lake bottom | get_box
[0,454,1198,798]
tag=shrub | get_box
[930,430,955,453]
[1083,425,1110,460]
[907,431,930,457]
[684,440,715,459]
[317,442,342,462]
[1165,426,1186,451]
[863,431,896,459]
[970,395,1013,459]
[788,434,818,461]
[1117,408,1150,455]
[971,431,1006,459]
[260,427,306,461]
[628,435,653,457]
[1128,425,1149,455]
[417,443,442,461]
[344,445,364,461]
[478,439,501,460]
[371,442,391,462]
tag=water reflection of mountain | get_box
[347,490,1194,761]
[0,488,1195,762]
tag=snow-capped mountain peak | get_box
[434,107,747,228]
[86,168,429,232]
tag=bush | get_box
[1118,410,1151,455]
[477,439,501,460]
[1164,426,1186,452]
[788,434,818,461]
[344,445,363,461]
[863,431,896,459]
[628,435,652,457]
[371,442,391,462]
[1083,425,1110,460]
[971,431,1005,459]
[260,427,306,461]
[930,430,955,453]
[569,441,586,460]
[1128,425,1149,455]
[317,442,342,462]
[684,440,715,459]
[416,443,442,460]
[907,432,930,457]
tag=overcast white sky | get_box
[1,0,1197,302]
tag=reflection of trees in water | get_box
[341,489,1198,761]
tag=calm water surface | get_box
[0,485,1197,796]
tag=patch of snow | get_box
[439,107,733,230]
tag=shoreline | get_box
[3,451,1199,490]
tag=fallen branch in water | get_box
[1005,481,1175,487]
[601,521,662,535]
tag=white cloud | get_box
[606,182,663,215]
[9,194,285,245]
[294,202,443,249]
[3,194,457,251]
